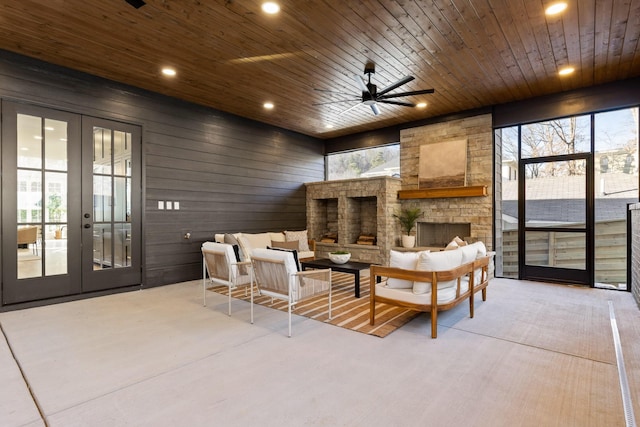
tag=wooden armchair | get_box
[370,254,491,338]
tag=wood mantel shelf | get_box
[398,185,487,199]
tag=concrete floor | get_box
[1,277,639,427]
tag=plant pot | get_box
[401,235,415,248]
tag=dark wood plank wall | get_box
[0,51,325,288]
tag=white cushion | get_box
[269,232,286,242]
[445,240,459,250]
[284,230,310,252]
[460,244,478,265]
[413,249,463,294]
[386,250,422,289]
[454,236,467,246]
[468,241,488,285]
[297,250,315,259]
[468,241,487,257]
[214,234,225,243]
[237,233,272,261]
[252,248,298,276]
[202,241,240,281]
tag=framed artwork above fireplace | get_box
[419,139,467,188]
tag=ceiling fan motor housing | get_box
[363,83,377,104]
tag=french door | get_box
[1,101,141,305]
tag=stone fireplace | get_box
[306,113,495,265]
[417,222,471,247]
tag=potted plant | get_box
[393,207,423,248]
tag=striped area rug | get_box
[208,272,421,338]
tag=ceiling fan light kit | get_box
[315,63,435,116]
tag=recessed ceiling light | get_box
[264,102,274,109]
[325,124,334,129]
[262,2,280,14]
[558,66,575,76]
[161,67,177,77]
[416,102,427,108]
[545,2,568,16]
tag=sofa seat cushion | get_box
[377,277,469,305]
[297,250,315,260]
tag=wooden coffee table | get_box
[301,258,371,298]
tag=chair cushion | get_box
[284,230,310,252]
[413,249,463,294]
[252,248,299,275]
[267,246,301,271]
[386,250,422,289]
[202,241,239,280]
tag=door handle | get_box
[84,224,91,229]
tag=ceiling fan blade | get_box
[338,102,363,116]
[378,88,435,100]
[378,100,415,107]
[354,74,369,94]
[370,103,380,115]
[312,98,361,106]
[377,75,415,97]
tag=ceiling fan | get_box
[314,63,435,116]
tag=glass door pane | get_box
[16,115,69,279]
[522,157,590,284]
[2,101,81,304]
[91,127,132,270]
[82,117,140,292]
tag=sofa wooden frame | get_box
[369,255,491,338]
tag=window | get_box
[326,144,400,180]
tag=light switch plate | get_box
[174,201,180,210]
[158,201,165,210]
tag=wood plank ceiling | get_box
[0,0,639,139]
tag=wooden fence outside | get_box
[501,219,627,285]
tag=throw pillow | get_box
[413,249,463,294]
[224,233,243,261]
[445,239,459,250]
[284,230,310,252]
[386,250,422,289]
[271,240,299,251]
[453,236,468,246]
[267,246,301,271]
